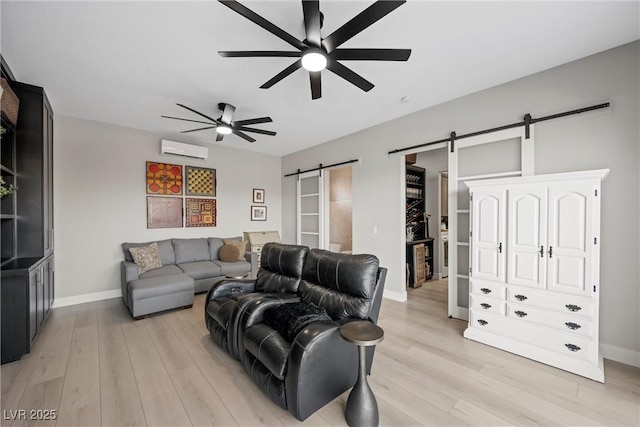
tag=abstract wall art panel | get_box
[147,197,183,228]
[186,198,216,227]
[186,166,216,196]
[146,161,183,195]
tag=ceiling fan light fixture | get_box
[216,124,232,135]
[301,48,327,72]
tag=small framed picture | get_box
[253,188,265,203]
[251,205,267,221]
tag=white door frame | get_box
[296,170,324,249]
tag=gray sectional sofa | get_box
[121,237,257,319]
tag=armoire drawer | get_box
[470,281,506,300]
[507,304,595,338]
[470,295,506,315]
[506,286,595,319]
[469,310,596,363]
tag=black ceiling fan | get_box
[161,102,275,143]
[218,0,411,100]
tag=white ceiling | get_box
[1,1,638,156]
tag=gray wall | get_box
[281,41,639,365]
[54,115,282,303]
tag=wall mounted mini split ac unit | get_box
[160,139,208,160]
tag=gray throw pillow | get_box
[129,242,163,274]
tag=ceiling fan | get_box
[218,0,411,100]
[161,102,276,143]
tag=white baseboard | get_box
[53,289,122,308]
[383,289,407,302]
[601,343,640,368]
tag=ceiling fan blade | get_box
[216,133,225,142]
[237,126,277,136]
[233,116,273,126]
[219,51,301,58]
[310,71,321,100]
[232,130,256,143]
[326,61,374,92]
[322,0,406,52]
[180,126,217,134]
[218,0,306,50]
[176,103,219,123]
[221,103,236,125]
[161,115,214,125]
[302,1,321,48]
[331,48,411,61]
[260,59,302,89]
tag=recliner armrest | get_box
[285,320,360,421]
[206,279,257,302]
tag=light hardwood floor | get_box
[1,280,638,426]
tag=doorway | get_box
[405,149,448,306]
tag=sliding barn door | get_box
[448,126,535,320]
[297,170,325,249]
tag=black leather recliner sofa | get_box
[204,242,309,358]
[205,243,387,421]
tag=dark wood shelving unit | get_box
[405,165,434,287]
[1,58,55,364]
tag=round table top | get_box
[225,273,248,279]
[340,321,384,346]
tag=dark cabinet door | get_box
[28,268,38,343]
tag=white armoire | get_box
[463,169,608,382]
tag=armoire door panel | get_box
[471,190,506,283]
[508,187,546,288]
[547,184,593,295]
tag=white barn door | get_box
[448,126,535,320]
[297,170,325,249]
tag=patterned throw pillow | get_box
[222,239,247,261]
[129,242,163,274]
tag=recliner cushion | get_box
[299,249,379,320]
[255,243,309,293]
[263,302,331,342]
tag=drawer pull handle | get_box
[539,245,544,257]
[514,294,528,301]
[565,304,582,312]
[480,303,491,309]
[565,322,582,330]
[477,319,488,326]
[514,310,528,318]
[565,343,581,352]
[480,288,491,294]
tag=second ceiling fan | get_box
[218,0,411,100]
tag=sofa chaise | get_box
[121,237,257,319]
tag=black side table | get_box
[339,320,384,427]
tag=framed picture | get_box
[147,196,183,228]
[185,197,216,227]
[186,166,216,196]
[252,188,265,203]
[251,205,267,221]
[146,161,183,195]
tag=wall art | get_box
[147,196,183,228]
[146,161,183,195]
[252,188,265,203]
[186,166,216,196]
[251,205,267,221]
[186,197,217,227]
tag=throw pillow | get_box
[263,302,332,342]
[222,239,247,261]
[129,242,163,274]
[218,244,242,263]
